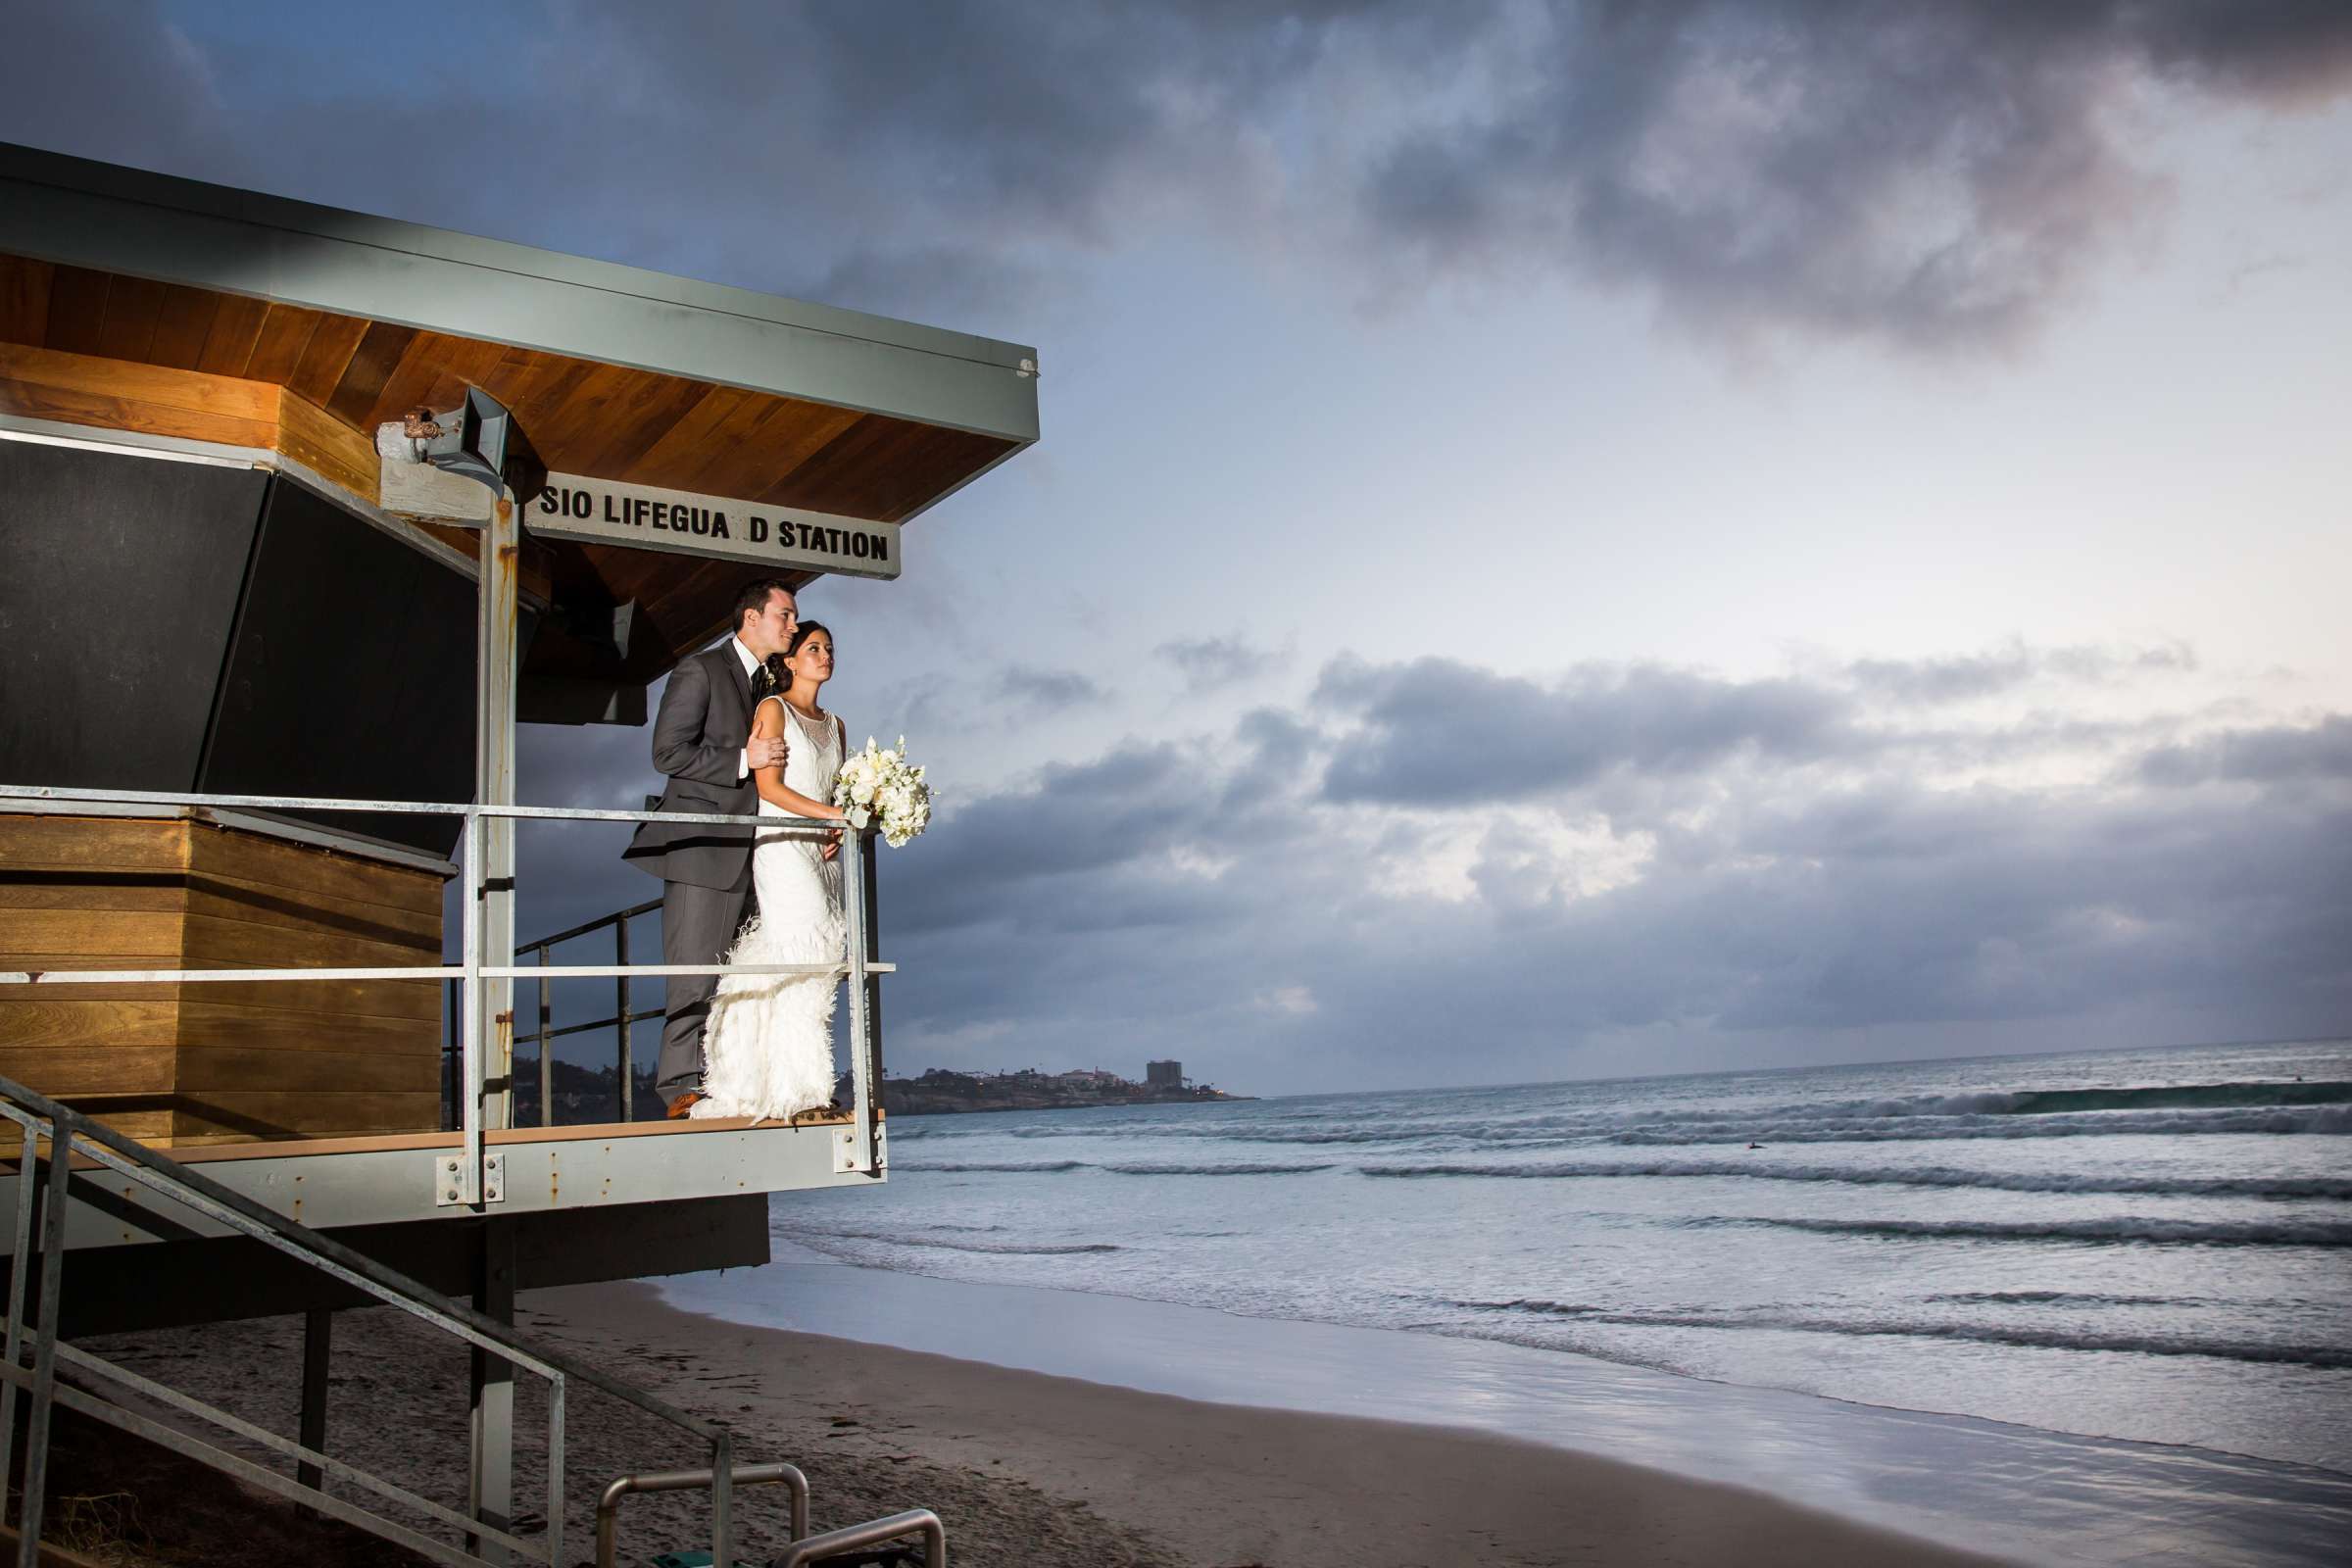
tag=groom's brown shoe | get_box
[665,1091,705,1119]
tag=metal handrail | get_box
[596,1463,809,1568]
[0,1071,741,1568]
[519,900,663,1127]
[774,1509,946,1568]
[0,779,891,1191]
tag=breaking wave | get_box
[1446,1298,2352,1370]
[1354,1159,2352,1200]
[1721,1215,2352,1248]
[780,1226,1120,1256]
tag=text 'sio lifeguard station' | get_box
[0,142,1036,1567]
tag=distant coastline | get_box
[881,1066,1250,1117]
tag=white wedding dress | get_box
[692,698,844,1121]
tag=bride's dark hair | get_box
[753,653,790,702]
[753,621,831,702]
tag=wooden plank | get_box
[0,375,276,449]
[178,912,437,969]
[702,399,865,501]
[0,254,53,346]
[0,878,185,913]
[274,386,379,503]
[194,292,271,376]
[357,329,499,429]
[93,273,168,364]
[145,282,223,370]
[185,822,446,914]
[0,1043,175,1096]
[244,304,324,384]
[165,1091,440,1143]
[0,342,278,420]
[0,909,187,961]
[61,1104,172,1144]
[0,998,180,1051]
[0,816,191,872]
[39,266,110,357]
[617,383,753,489]
[137,978,442,1023]
[182,873,440,943]
[175,1046,437,1095]
[565,369,710,479]
[287,311,369,405]
[323,318,416,424]
[175,998,443,1053]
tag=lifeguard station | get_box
[0,141,1037,1566]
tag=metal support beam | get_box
[298,1307,332,1493]
[842,829,874,1175]
[468,1218,516,1563]
[296,1316,333,1494]
[476,496,521,1146]
[614,916,634,1124]
[15,1122,70,1566]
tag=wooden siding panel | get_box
[184,821,446,914]
[40,267,114,358]
[274,386,379,502]
[93,273,167,364]
[287,311,369,406]
[0,254,53,346]
[324,318,417,424]
[145,283,223,370]
[195,293,271,376]
[243,304,324,384]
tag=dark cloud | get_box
[2139,715,2352,787]
[11,1,2349,352]
[1156,635,1287,691]
[1317,656,1855,804]
[994,664,1111,714]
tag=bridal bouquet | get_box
[835,736,932,848]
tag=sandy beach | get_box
[74,1279,2015,1568]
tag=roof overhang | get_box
[0,141,1040,700]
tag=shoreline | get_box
[658,1242,2352,1567]
[532,1278,2014,1567]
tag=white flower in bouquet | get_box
[834,735,932,848]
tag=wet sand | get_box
[527,1279,2014,1567]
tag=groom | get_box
[624,578,799,1118]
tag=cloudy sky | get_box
[6,2,2348,1093]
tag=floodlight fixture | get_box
[420,387,547,506]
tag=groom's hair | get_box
[732,577,795,632]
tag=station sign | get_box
[381,460,901,580]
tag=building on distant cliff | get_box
[1146,1059,1184,1090]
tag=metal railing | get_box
[519,899,663,1126]
[0,1072,741,1568]
[0,781,892,1191]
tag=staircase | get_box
[0,1074,944,1568]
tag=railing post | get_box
[842,826,876,1175]
[443,977,460,1133]
[459,812,484,1205]
[860,829,884,1110]
[614,914,633,1123]
[298,1306,332,1493]
[475,495,519,1137]
[536,944,553,1128]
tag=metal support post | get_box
[297,1307,331,1493]
[15,1118,71,1566]
[841,828,875,1174]
[860,830,884,1098]
[475,495,520,1141]
[614,915,633,1122]
[0,1125,36,1510]
[536,946,553,1127]
[467,1217,516,1563]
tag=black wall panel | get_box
[200,477,498,856]
[0,441,269,791]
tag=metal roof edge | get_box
[0,141,1040,445]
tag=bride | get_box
[692,621,851,1122]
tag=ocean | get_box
[669,1037,2352,1562]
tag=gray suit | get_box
[623,643,760,1095]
